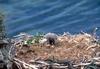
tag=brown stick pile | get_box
[12,33,100,69]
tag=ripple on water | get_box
[0,0,100,37]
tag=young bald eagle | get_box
[44,33,58,45]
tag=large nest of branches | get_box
[14,33,100,69]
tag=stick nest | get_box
[15,33,100,65]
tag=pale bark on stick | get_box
[14,58,38,69]
[13,56,100,69]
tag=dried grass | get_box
[16,33,100,66]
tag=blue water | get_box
[0,0,100,37]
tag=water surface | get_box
[0,0,100,37]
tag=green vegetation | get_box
[25,32,45,45]
[33,32,44,43]
[0,13,6,39]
